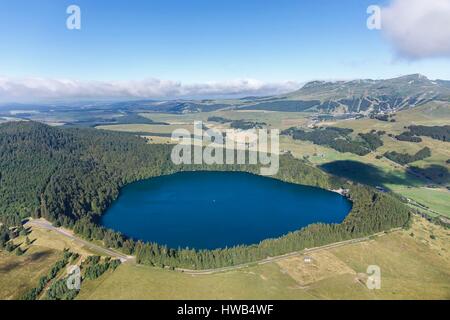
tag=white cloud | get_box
[0,77,299,102]
[381,0,450,59]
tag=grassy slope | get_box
[0,247,61,300]
[1,215,448,300]
[0,223,121,300]
[76,217,449,300]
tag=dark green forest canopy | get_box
[384,147,432,165]
[281,127,379,156]
[400,125,450,142]
[0,122,411,269]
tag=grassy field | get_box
[0,246,61,299]
[139,110,312,130]
[392,186,450,216]
[75,217,450,300]
[0,222,120,300]
[96,123,194,135]
[2,216,449,300]
[21,224,107,257]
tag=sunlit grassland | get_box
[22,223,109,257]
[2,215,448,300]
[0,247,61,299]
[76,217,450,300]
[96,123,194,134]
[0,223,119,300]
[77,262,314,300]
[140,110,312,130]
[391,186,450,217]
[327,217,450,299]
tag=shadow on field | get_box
[320,160,415,189]
[27,250,53,262]
[0,250,53,273]
[0,261,21,273]
[408,165,449,185]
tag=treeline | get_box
[207,116,230,124]
[64,114,169,128]
[45,255,120,300]
[22,250,76,300]
[0,225,14,248]
[384,147,432,165]
[398,125,450,142]
[22,249,121,300]
[358,131,384,151]
[282,126,378,156]
[207,117,267,130]
[370,114,396,122]
[0,223,27,255]
[82,256,121,280]
[0,122,411,270]
[45,278,79,300]
[230,120,267,130]
[395,132,422,143]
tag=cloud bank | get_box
[381,0,450,59]
[0,77,300,102]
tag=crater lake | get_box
[100,171,352,250]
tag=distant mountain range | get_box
[237,74,450,115]
[1,74,449,118]
[138,74,450,115]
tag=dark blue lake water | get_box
[100,171,352,250]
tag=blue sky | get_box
[0,0,449,100]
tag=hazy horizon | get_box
[1,0,449,102]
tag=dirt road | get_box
[27,219,134,262]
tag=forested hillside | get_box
[0,122,411,269]
[0,122,174,225]
[281,127,383,156]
